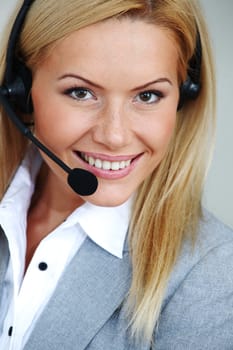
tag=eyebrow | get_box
[132,77,173,91]
[58,74,103,89]
[58,74,173,90]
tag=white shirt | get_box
[0,146,132,350]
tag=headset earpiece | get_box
[178,75,201,110]
[3,59,33,114]
[177,30,202,110]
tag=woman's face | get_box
[31,18,179,207]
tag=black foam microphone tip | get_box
[67,168,98,196]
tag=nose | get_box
[92,102,132,150]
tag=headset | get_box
[178,30,202,110]
[0,0,99,196]
[0,0,202,195]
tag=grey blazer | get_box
[1,211,233,350]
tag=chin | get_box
[85,190,133,208]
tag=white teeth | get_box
[103,161,111,170]
[81,153,132,171]
[95,159,102,169]
[119,161,124,169]
[89,156,95,166]
[111,162,120,170]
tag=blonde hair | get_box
[0,0,216,345]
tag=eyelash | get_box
[63,87,164,105]
[134,90,164,104]
[64,87,95,101]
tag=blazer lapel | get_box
[25,236,131,350]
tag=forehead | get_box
[34,18,179,85]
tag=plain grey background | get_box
[0,0,232,229]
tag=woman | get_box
[0,0,233,349]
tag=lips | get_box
[80,152,132,171]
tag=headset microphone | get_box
[0,89,98,196]
[0,0,98,197]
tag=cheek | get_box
[33,114,73,161]
[145,109,177,154]
[32,89,75,147]
[32,85,55,135]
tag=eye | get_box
[135,90,163,104]
[64,87,95,101]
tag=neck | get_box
[31,162,84,217]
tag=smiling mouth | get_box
[79,152,133,171]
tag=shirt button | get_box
[38,262,48,271]
[8,326,13,336]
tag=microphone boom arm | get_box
[0,88,71,174]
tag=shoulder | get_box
[197,209,233,247]
[155,211,233,349]
[165,209,233,299]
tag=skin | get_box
[26,18,180,264]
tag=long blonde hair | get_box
[0,0,215,344]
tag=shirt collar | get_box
[64,199,132,258]
[0,146,132,259]
[0,145,42,221]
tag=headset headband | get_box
[2,0,202,113]
[5,0,34,84]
